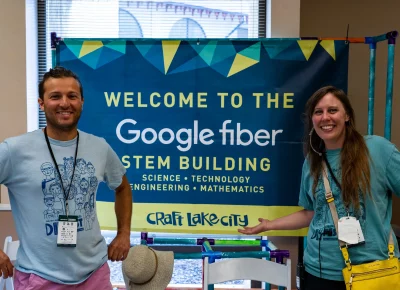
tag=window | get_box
[169,18,206,38]
[37,0,266,128]
[119,8,143,38]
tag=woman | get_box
[238,86,400,290]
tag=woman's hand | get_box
[238,218,270,235]
[238,210,314,235]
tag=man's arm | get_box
[107,175,132,262]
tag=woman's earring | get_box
[309,127,322,156]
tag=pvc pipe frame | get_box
[365,31,397,139]
[385,42,396,140]
[51,31,398,45]
[139,233,288,259]
[304,30,398,43]
[368,44,376,135]
[53,30,397,286]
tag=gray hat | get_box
[122,245,174,290]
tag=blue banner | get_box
[56,39,348,234]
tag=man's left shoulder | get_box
[78,130,108,146]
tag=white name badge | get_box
[57,215,78,247]
[338,216,365,245]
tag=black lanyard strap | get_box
[322,152,341,190]
[44,127,79,216]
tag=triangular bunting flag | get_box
[135,42,155,57]
[166,44,198,74]
[144,43,165,74]
[162,40,181,74]
[64,40,83,58]
[211,42,236,65]
[297,40,318,61]
[238,42,261,62]
[79,41,103,58]
[228,54,259,77]
[199,40,218,65]
[105,41,126,54]
[190,41,207,54]
[79,47,103,69]
[232,41,257,53]
[262,40,294,59]
[320,40,336,60]
[59,45,78,62]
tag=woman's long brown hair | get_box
[303,86,371,211]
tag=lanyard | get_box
[322,152,341,190]
[44,127,79,216]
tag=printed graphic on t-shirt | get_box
[310,167,366,242]
[41,158,98,236]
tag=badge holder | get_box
[338,215,365,246]
[57,215,78,247]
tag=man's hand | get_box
[108,232,130,262]
[238,218,270,235]
[110,175,132,262]
[0,249,13,279]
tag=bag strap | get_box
[321,161,395,269]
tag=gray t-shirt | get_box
[299,135,400,280]
[0,129,126,284]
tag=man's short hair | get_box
[38,66,84,99]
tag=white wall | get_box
[0,0,27,203]
[271,0,300,38]
[0,0,27,139]
[0,0,26,242]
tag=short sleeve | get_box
[298,159,314,210]
[0,141,13,185]
[104,144,127,190]
[386,144,400,197]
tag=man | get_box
[0,67,132,289]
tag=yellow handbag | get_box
[322,162,400,290]
[340,236,400,289]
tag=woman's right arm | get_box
[238,209,314,235]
